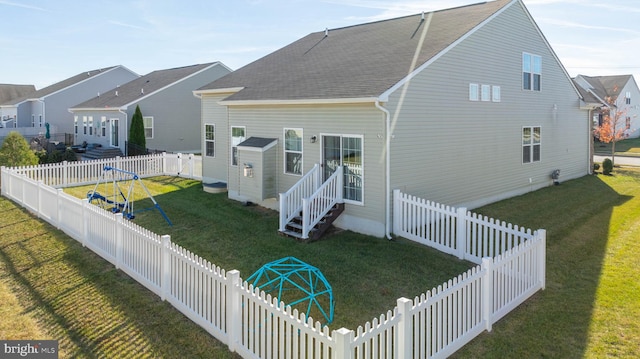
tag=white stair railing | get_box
[279,164,320,232]
[301,166,343,239]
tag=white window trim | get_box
[74,116,78,134]
[143,116,154,139]
[523,52,542,92]
[522,126,541,164]
[83,116,88,135]
[284,128,303,176]
[469,83,479,101]
[100,117,107,137]
[230,126,246,166]
[204,123,215,158]
[492,86,501,102]
[481,84,491,102]
[320,133,365,205]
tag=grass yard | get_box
[594,137,640,157]
[2,165,639,357]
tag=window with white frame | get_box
[143,116,154,139]
[39,115,43,127]
[101,117,107,137]
[523,53,541,91]
[284,128,303,175]
[231,126,245,166]
[74,116,78,134]
[205,124,215,157]
[83,116,87,134]
[626,91,631,105]
[492,86,501,102]
[523,126,541,163]
[626,116,631,129]
[342,136,363,202]
[469,83,479,101]
[31,115,35,127]
[481,85,491,101]
[88,116,93,136]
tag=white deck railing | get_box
[279,164,321,232]
[301,166,344,239]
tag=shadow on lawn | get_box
[0,199,241,358]
[452,174,632,358]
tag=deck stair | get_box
[279,164,344,241]
[280,203,344,240]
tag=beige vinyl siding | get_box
[201,94,231,183]
[227,103,387,226]
[386,1,587,209]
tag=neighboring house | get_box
[0,66,139,140]
[194,0,589,238]
[573,74,640,139]
[70,62,231,156]
[0,84,35,128]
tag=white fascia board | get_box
[379,0,517,102]
[219,97,378,106]
[68,107,127,113]
[193,87,245,96]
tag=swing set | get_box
[87,166,172,226]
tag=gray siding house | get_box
[70,62,231,155]
[0,66,139,140]
[195,0,589,238]
[573,74,640,139]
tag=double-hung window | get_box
[523,53,541,91]
[231,126,245,166]
[205,124,215,157]
[88,117,93,136]
[523,126,541,163]
[74,116,78,134]
[101,117,107,137]
[143,116,154,139]
[284,128,303,175]
[83,116,88,135]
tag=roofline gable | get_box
[379,0,516,101]
[118,62,227,109]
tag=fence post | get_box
[226,270,241,353]
[393,189,401,235]
[397,297,413,359]
[161,235,171,301]
[37,181,43,219]
[333,327,354,359]
[62,161,68,187]
[188,153,194,179]
[115,213,124,270]
[56,189,63,229]
[162,152,167,175]
[81,198,89,247]
[482,257,494,332]
[279,193,287,232]
[456,207,467,260]
[537,229,546,290]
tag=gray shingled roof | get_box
[0,84,36,105]
[199,0,511,102]
[2,66,120,106]
[72,63,221,109]
[577,75,633,101]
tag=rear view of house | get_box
[0,66,139,142]
[70,62,231,158]
[196,0,589,238]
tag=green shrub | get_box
[593,163,600,172]
[602,158,613,175]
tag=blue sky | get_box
[1,0,639,89]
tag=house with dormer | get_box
[0,66,139,142]
[70,62,231,157]
[195,0,589,239]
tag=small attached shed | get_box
[232,137,278,203]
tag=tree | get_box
[0,131,39,167]
[129,105,146,155]
[593,91,632,168]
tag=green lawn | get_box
[2,167,639,357]
[594,137,640,157]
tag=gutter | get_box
[375,100,393,240]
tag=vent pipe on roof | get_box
[141,88,144,95]
[115,90,118,97]
[421,11,425,20]
[325,28,328,37]
[97,92,100,97]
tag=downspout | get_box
[118,108,128,155]
[375,99,392,240]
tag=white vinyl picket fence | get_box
[1,160,545,359]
